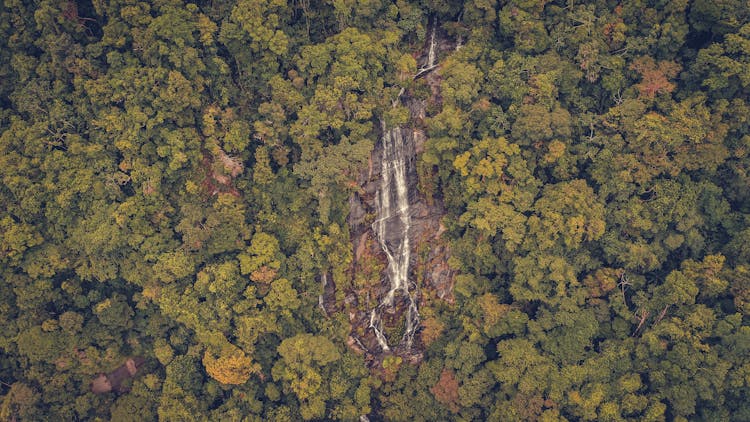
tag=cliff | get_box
[345,26,455,362]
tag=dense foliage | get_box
[1,0,749,420]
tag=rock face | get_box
[91,357,145,394]
[366,124,420,353]
[332,20,458,364]
[347,61,453,360]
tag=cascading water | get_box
[415,23,438,78]
[427,24,436,69]
[345,19,451,362]
[319,273,327,314]
[368,123,420,352]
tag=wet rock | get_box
[318,272,337,316]
[346,95,453,361]
[342,20,457,364]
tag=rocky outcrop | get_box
[91,357,145,394]
[345,27,455,360]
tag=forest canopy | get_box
[1,0,750,421]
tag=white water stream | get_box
[318,273,327,314]
[368,124,420,352]
[415,24,438,78]
[366,21,441,352]
[427,24,436,69]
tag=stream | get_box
[364,21,441,353]
[368,124,420,352]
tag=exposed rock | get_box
[91,357,145,394]
[318,272,337,316]
[344,23,455,363]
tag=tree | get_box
[629,57,680,99]
[273,333,340,419]
[1,0,749,419]
[203,344,260,385]
[0,383,41,421]
[431,368,460,413]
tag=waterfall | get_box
[318,273,327,314]
[415,21,438,78]
[369,308,390,351]
[368,123,420,352]
[427,24,436,69]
